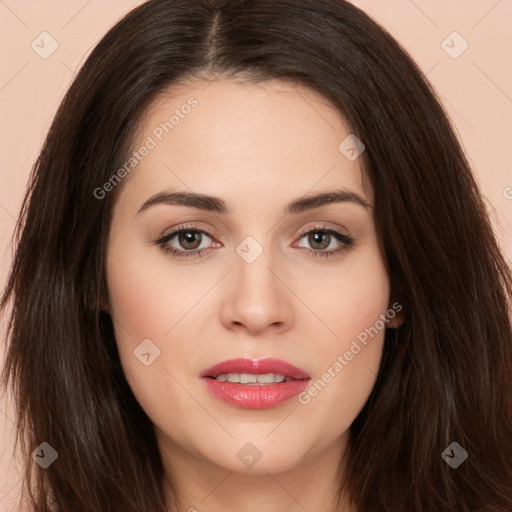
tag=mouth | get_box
[200,358,311,409]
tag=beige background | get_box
[1,0,511,507]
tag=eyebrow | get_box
[136,188,372,216]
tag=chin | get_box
[201,436,312,475]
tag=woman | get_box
[1,0,511,510]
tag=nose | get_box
[220,245,294,336]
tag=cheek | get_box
[104,241,174,388]
[296,322,387,448]
[105,239,216,344]
[296,246,390,423]
[104,240,223,418]
[306,241,391,345]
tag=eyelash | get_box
[154,223,355,260]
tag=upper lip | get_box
[201,358,310,380]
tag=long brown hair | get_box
[2,0,511,510]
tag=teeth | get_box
[214,373,287,384]
[257,373,278,384]
[240,373,257,384]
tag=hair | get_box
[1,0,511,510]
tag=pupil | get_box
[311,232,329,249]
[181,231,200,249]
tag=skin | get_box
[104,78,403,512]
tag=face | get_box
[104,78,400,477]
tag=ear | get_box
[386,300,405,329]
[100,297,110,314]
[98,274,110,314]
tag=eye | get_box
[154,225,219,260]
[294,226,355,258]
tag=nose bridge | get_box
[221,233,292,333]
[233,234,280,299]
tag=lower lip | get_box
[202,378,310,409]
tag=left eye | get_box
[296,230,342,251]
[167,230,211,251]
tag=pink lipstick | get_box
[200,358,311,409]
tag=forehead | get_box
[115,78,372,213]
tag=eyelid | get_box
[157,221,349,241]
[155,222,219,244]
[295,222,350,238]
